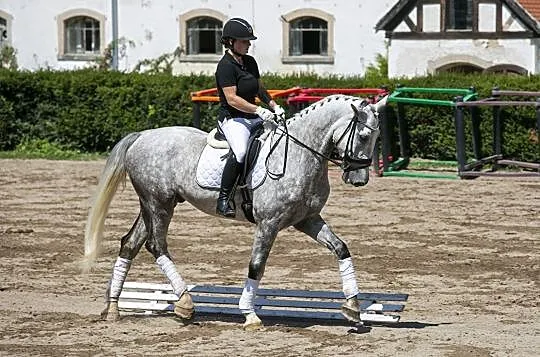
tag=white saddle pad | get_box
[196,136,271,190]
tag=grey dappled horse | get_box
[83,94,385,330]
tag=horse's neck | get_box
[286,97,352,151]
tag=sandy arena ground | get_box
[0,159,538,356]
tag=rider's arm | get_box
[258,80,278,110]
[222,86,259,114]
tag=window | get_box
[179,10,226,62]
[0,10,13,47]
[485,64,527,75]
[57,9,105,60]
[282,9,334,64]
[289,17,327,56]
[436,62,482,74]
[446,0,473,30]
[186,17,222,55]
[0,17,7,46]
[65,17,100,55]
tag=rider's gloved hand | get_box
[255,106,275,122]
[273,105,285,119]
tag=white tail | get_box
[82,132,141,272]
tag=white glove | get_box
[255,106,275,122]
[273,105,285,119]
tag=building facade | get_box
[375,0,540,77]
[0,0,395,76]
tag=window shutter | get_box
[290,27,302,56]
[188,28,199,55]
[320,28,328,56]
[214,29,222,55]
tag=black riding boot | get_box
[216,154,242,218]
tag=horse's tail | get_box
[82,132,141,271]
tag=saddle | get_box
[196,122,272,223]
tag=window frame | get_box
[0,10,13,47]
[444,0,473,31]
[57,9,105,61]
[289,17,329,56]
[281,8,334,64]
[179,9,226,63]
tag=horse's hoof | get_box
[341,298,361,323]
[174,291,194,320]
[353,322,372,334]
[243,312,264,331]
[101,302,120,322]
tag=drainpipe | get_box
[251,0,255,55]
[535,38,540,75]
[111,0,119,70]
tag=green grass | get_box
[0,139,106,160]
[407,159,458,170]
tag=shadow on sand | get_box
[121,311,445,333]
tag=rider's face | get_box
[233,39,251,55]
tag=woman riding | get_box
[215,17,285,218]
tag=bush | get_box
[0,68,538,163]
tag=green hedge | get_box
[0,69,214,152]
[0,69,538,162]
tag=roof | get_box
[375,0,540,34]
[518,0,540,21]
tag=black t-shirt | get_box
[215,51,260,121]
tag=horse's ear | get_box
[351,103,367,124]
[350,103,359,115]
[370,95,389,113]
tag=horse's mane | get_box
[287,95,365,124]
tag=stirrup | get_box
[217,199,236,218]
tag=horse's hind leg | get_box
[102,213,148,321]
[141,200,194,321]
[294,215,364,324]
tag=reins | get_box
[265,103,377,179]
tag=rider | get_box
[215,17,285,218]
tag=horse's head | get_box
[333,96,386,186]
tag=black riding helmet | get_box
[221,18,257,42]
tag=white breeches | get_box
[218,117,263,163]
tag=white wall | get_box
[387,38,534,78]
[3,0,536,77]
[0,0,395,76]
[384,1,539,77]
[250,1,394,76]
[0,0,108,69]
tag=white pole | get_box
[111,0,119,70]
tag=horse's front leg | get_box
[240,222,279,331]
[294,215,363,324]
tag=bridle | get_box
[333,103,378,172]
[266,102,379,179]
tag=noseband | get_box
[266,102,378,179]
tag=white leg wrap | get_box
[156,255,186,297]
[108,257,131,302]
[239,278,260,314]
[339,257,360,299]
